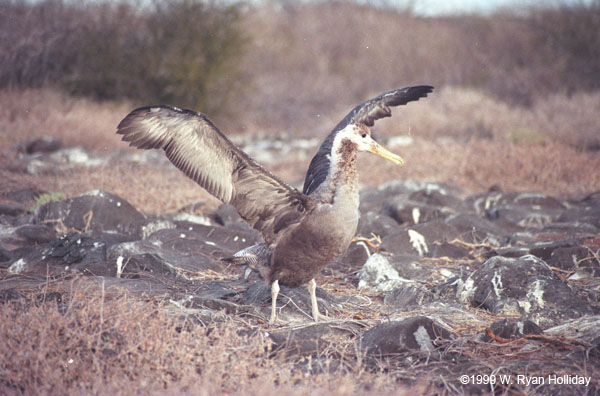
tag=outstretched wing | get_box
[117,105,312,244]
[303,85,434,195]
[332,85,434,131]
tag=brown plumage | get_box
[117,85,433,323]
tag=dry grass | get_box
[239,2,600,134]
[0,280,424,396]
[0,89,130,152]
[1,87,598,214]
[1,272,596,395]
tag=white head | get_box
[335,123,404,165]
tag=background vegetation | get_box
[0,0,248,115]
[1,0,600,203]
[1,0,599,127]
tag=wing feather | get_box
[303,85,434,195]
[117,105,312,244]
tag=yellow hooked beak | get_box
[368,141,404,165]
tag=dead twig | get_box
[352,233,382,253]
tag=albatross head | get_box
[340,124,404,165]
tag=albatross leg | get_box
[269,279,280,324]
[308,278,320,322]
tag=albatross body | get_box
[117,85,433,323]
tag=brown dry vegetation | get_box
[0,281,422,396]
[1,86,599,214]
[1,0,600,394]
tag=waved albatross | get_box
[117,85,433,323]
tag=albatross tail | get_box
[222,243,272,279]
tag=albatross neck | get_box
[327,138,360,208]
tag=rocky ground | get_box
[1,139,599,395]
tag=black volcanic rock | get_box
[2,178,600,395]
[360,316,452,356]
[444,213,509,245]
[383,198,449,225]
[267,323,357,355]
[108,229,226,275]
[407,188,469,214]
[16,136,62,154]
[383,283,434,307]
[35,190,146,237]
[0,202,26,217]
[8,233,116,276]
[237,281,340,322]
[212,203,243,226]
[15,225,56,244]
[457,255,593,328]
[357,211,402,238]
[483,318,543,341]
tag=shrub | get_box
[0,0,248,114]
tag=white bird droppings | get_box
[408,229,428,256]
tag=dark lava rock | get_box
[549,247,591,270]
[382,220,460,256]
[486,204,562,230]
[469,192,574,233]
[0,202,26,217]
[387,253,429,281]
[238,281,340,321]
[357,211,402,238]
[359,181,462,214]
[360,316,452,356]
[267,323,357,355]
[118,253,180,277]
[358,187,389,213]
[15,224,56,244]
[35,190,146,237]
[545,315,600,344]
[430,241,471,259]
[1,224,57,251]
[2,188,46,203]
[383,198,449,226]
[492,239,590,262]
[483,318,543,341]
[381,180,463,198]
[152,226,260,258]
[431,276,464,301]
[444,213,509,245]
[0,248,11,264]
[7,231,136,275]
[0,288,26,303]
[550,247,600,278]
[7,232,128,276]
[541,221,598,235]
[528,239,584,261]
[16,137,62,154]
[108,229,225,275]
[469,191,566,213]
[492,246,532,259]
[561,205,599,229]
[174,294,245,315]
[383,283,434,307]
[212,203,243,226]
[191,281,238,300]
[380,230,414,255]
[457,255,593,328]
[407,188,469,214]
[336,242,370,271]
